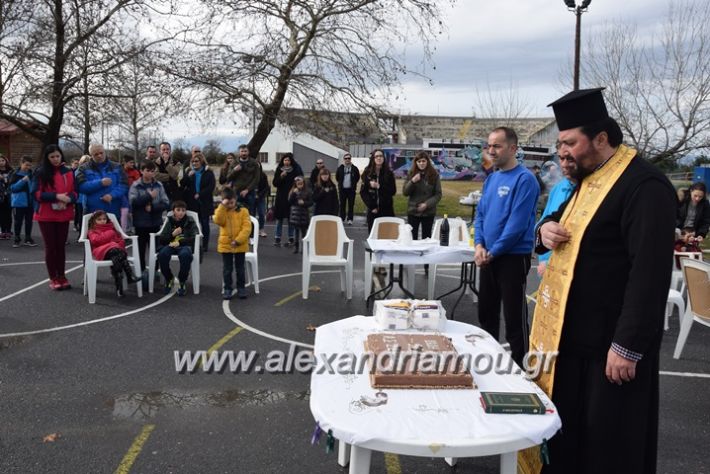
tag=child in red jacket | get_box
[87,210,138,297]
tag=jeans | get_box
[222,252,246,290]
[157,245,193,283]
[275,218,294,240]
[339,187,356,221]
[12,207,33,240]
[256,196,266,230]
[238,190,256,216]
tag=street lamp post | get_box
[564,0,591,91]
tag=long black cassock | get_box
[536,156,676,474]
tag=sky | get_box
[165,0,673,144]
[393,0,671,117]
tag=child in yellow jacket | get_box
[213,188,252,300]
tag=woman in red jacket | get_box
[32,145,77,290]
[87,210,138,297]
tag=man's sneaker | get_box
[164,278,174,294]
[274,237,281,247]
[223,288,233,300]
[177,281,187,296]
[347,219,353,225]
[237,288,247,300]
[285,237,294,247]
[48,278,62,290]
[13,239,21,248]
[23,238,38,247]
[259,230,267,238]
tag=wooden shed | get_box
[0,119,43,166]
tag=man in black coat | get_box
[533,88,676,474]
[335,153,360,224]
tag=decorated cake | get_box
[364,333,474,389]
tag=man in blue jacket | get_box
[75,143,128,216]
[474,127,540,366]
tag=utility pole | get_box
[564,0,592,91]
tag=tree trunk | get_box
[45,0,66,148]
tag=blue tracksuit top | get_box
[537,178,576,263]
[474,164,540,257]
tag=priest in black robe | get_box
[535,88,676,473]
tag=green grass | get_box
[352,179,483,220]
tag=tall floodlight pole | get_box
[564,0,591,91]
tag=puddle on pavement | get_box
[0,335,30,351]
[110,389,310,420]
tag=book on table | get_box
[480,392,546,415]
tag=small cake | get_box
[364,333,474,389]
[374,300,411,330]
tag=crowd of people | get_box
[1,86,708,472]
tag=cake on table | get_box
[364,333,474,389]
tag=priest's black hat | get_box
[548,87,609,131]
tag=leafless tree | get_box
[473,78,534,124]
[167,0,453,156]
[582,0,710,164]
[0,0,179,147]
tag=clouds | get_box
[398,0,672,116]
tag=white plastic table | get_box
[309,316,561,474]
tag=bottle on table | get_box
[440,214,450,247]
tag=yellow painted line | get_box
[207,326,244,355]
[274,286,319,306]
[197,326,244,369]
[384,453,402,474]
[114,424,155,474]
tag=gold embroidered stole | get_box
[517,145,636,474]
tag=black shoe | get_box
[23,238,38,247]
[293,246,299,254]
[116,287,125,298]
[274,238,281,247]
[13,239,21,248]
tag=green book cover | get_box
[480,391,546,415]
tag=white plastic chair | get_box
[671,251,703,293]
[246,215,260,294]
[147,210,203,294]
[364,217,406,300]
[664,289,685,331]
[428,217,473,299]
[302,215,353,300]
[79,212,143,304]
[673,258,710,359]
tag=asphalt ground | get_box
[0,218,708,474]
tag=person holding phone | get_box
[359,149,395,232]
[402,151,442,240]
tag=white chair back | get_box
[249,215,259,252]
[432,217,468,245]
[368,217,405,241]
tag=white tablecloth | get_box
[310,316,561,453]
[367,239,475,265]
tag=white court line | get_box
[222,270,345,350]
[0,260,82,267]
[0,263,84,304]
[0,291,175,338]
[660,371,710,379]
